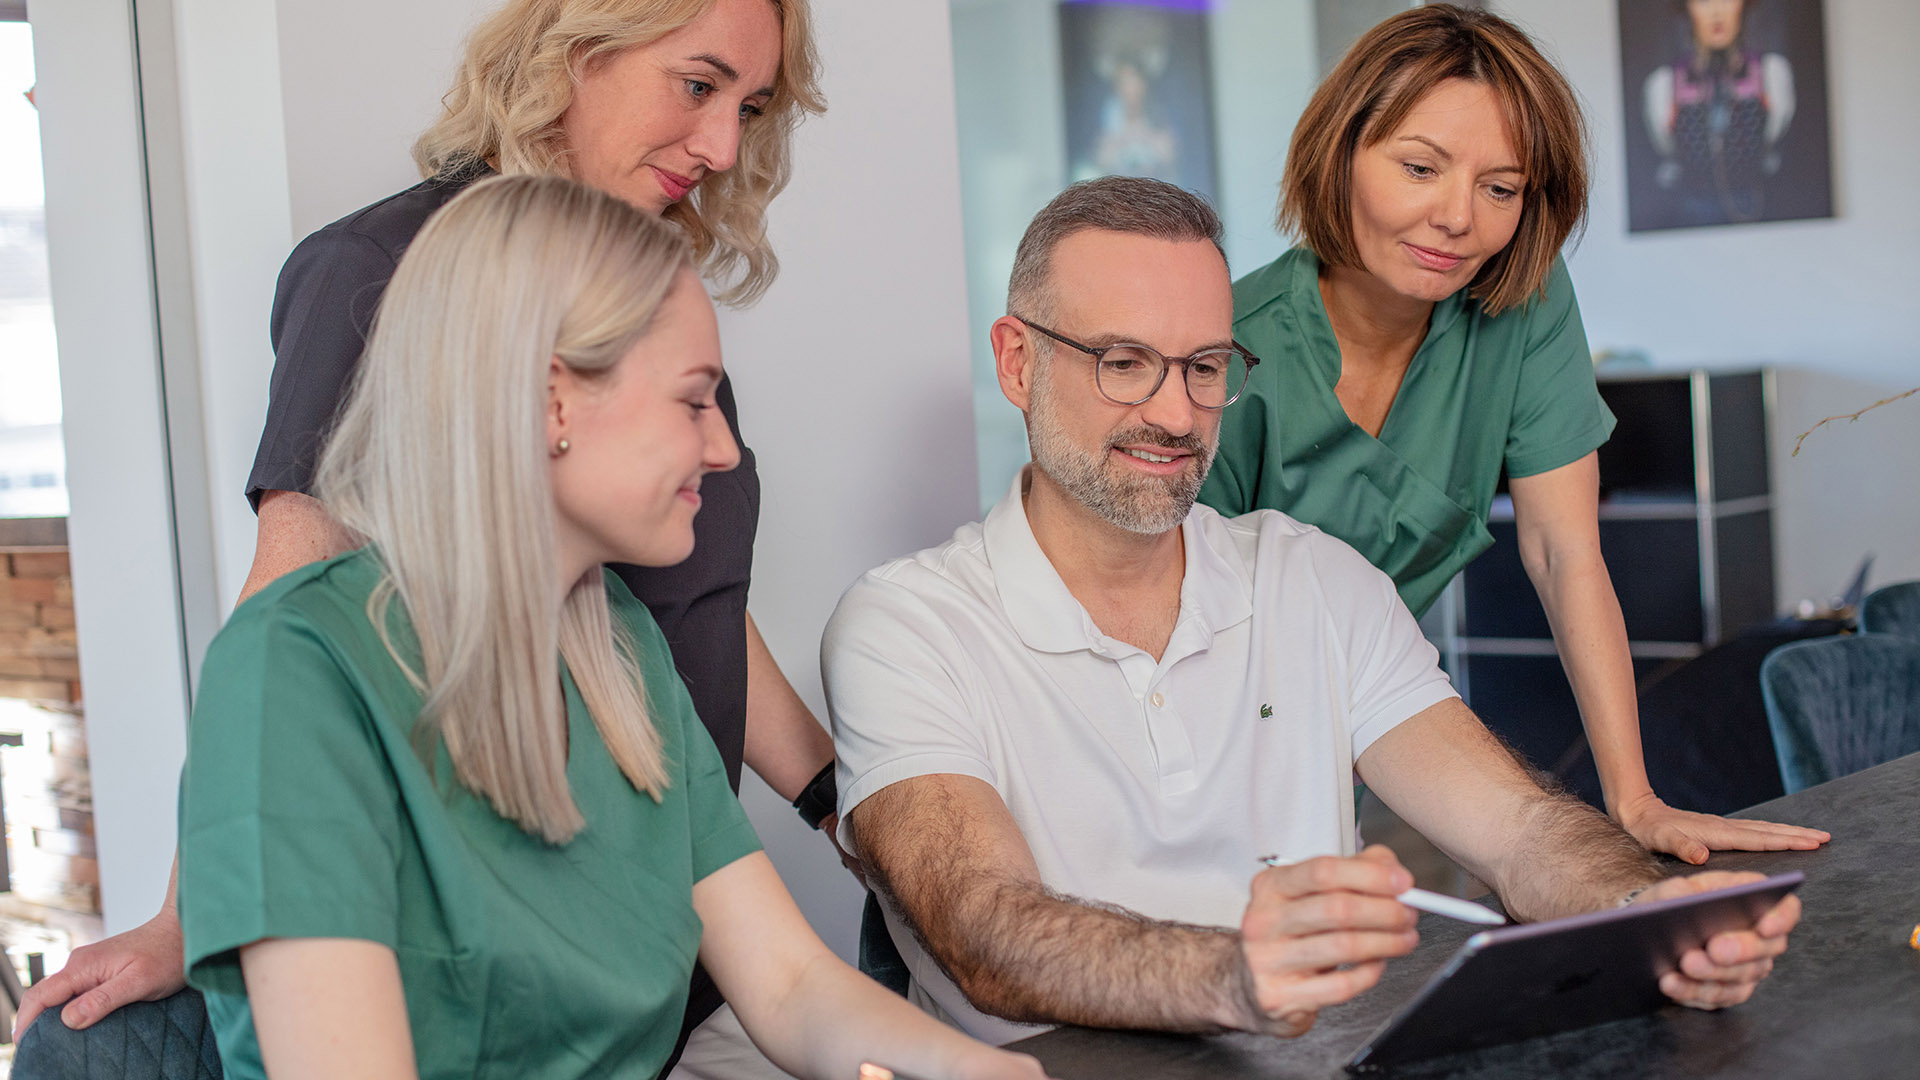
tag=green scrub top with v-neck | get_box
[178,549,762,1080]
[1200,246,1615,618]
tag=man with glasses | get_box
[821,177,1797,1044]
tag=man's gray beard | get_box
[1025,361,1215,536]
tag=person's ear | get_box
[991,316,1040,413]
[547,355,575,457]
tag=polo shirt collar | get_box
[982,469,1253,656]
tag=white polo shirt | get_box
[822,473,1458,1045]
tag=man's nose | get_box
[1136,363,1197,437]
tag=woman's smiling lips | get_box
[649,165,698,202]
[1404,242,1466,272]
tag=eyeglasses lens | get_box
[1095,348,1249,408]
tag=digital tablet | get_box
[1346,872,1804,1071]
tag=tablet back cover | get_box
[1349,873,1802,1071]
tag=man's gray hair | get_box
[1006,176,1225,323]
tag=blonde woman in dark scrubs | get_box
[19,3,855,1076]
[1200,5,1827,862]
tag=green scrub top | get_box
[178,549,762,1080]
[1201,246,1615,617]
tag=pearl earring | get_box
[553,438,571,456]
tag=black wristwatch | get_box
[793,762,837,830]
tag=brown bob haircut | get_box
[1280,4,1588,316]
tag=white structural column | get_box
[30,0,192,933]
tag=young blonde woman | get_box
[18,2,848,1071]
[1199,4,1827,863]
[170,175,1046,1080]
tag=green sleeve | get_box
[178,604,403,998]
[677,690,762,882]
[1503,257,1616,478]
[605,572,761,883]
[1200,380,1272,517]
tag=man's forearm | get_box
[1362,698,1664,924]
[878,873,1265,1034]
[852,775,1283,1035]
[1494,784,1664,922]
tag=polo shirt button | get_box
[1150,692,1165,708]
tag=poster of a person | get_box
[1619,0,1834,231]
[1059,1,1218,200]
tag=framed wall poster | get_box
[1058,0,1219,201]
[1618,0,1835,232]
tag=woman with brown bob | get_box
[17,1,856,1075]
[1199,5,1826,862]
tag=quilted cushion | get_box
[12,988,223,1080]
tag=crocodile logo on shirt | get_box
[1259,703,1273,719]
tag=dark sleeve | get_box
[246,229,399,510]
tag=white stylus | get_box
[1394,887,1507,926]
[1257,856,1507,925]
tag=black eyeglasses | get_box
[1015,317,1260,410]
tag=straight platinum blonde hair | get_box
[317,174,691,843]
[413,0,825,306]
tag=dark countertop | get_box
[1012,753,1920,1079]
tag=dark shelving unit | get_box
[1434,369,1777,784]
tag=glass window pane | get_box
[0,20,67,519]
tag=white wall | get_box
[1769,369,1920,607]
[1209,0,1315,280]
[1495,0,1920,605]
[717,0,976,960]
[176,0,482,614]
[52,0,973,958]
[171,0,296,614]
[274,2,481,239]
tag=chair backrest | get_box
[1760,635,1920,793]
[1860,581,1920,638]
[12,989,224,1079]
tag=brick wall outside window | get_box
[0,549,99,916]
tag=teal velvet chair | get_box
[1860,581,1920,638]
[12,989,222,1080]
[1760,635,1920,793]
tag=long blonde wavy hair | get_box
[316,175,691,843]
[413,0,823,306]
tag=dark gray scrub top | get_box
[244,169,759,1064]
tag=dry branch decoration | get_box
[1792,386,1920,457]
